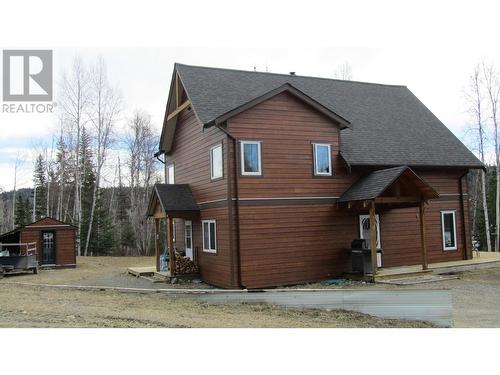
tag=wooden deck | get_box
[374,251,500,281]
[127,266,156,277]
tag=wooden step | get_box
[374,269,433,281]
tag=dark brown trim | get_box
[459,172,469,260]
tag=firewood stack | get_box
[174,251,199,275]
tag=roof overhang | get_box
[147,184,200,219]
[338,166,439,207]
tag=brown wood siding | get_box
[194,207,234,288]
[166,108,227,203]
[20,227,76,266]
[238,204,355,288]
[228,92,356,198]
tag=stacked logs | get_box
[174,251,199,275]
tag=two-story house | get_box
[148,63,483,289]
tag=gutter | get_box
[215,123,243,289]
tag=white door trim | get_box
[185,220,193,260]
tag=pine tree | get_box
[79,126,96,253]
[14,194,31,227]
[33,154,47,220]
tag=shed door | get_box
[41,231,56,265]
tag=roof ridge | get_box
[174,62,408,89]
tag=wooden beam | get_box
[154,218,160,272]
[167,216,175,276]
[166,100,191,122]
[375,196,420,204]
[419,201,428,270]
[369,201,378,276]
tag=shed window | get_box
[210,144,223,180]
[441,210,457,250]
[241,141,262,176]
[202,220,217,253]
[167,164,175,184]
[313,143,332,176]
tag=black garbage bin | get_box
[350,239,382,275]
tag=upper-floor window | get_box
[241,141,262,176]
[313,143,332,176]
[167,164,175,184]
[210,144,223,180]
[441,210,457,251]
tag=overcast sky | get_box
[1,1,500,191]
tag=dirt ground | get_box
[298,265,500,328]
[0,257,431,328]
[1,256,498,327]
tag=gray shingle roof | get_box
[150,184,199,214]
[175,63,482,168]
[338,166,439,202]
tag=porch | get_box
[146,183,200,277]
[374,251,500,281]
[338,166,442,277]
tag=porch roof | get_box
[338,166,439,204]
[147,183,200,218]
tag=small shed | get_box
[0,217,77,267]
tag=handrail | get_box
[0,242,37,256]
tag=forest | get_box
[0,56,162,256]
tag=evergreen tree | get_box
[14,195,31,227]
[33,154,47,220]
[79,126,96,252]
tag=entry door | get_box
[359,215,382,267]
[185,220,193,260]
[41,231,55,265]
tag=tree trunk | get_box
[481,169,492,251]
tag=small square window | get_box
[210,144,223,180]
[241,141,262,176]
[313,143,332,176]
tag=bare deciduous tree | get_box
[466,65,492,251]
[83,57,122,256]
[334,61,353,80]
[59,57,90,256]
[125,110,160,255]
[482,62,500,251]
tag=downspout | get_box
[215,123,243,288]
[459,171,469,260]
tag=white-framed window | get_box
[202,220,217,253]
[166,164,175,184]
[313,143,332,176]
[441,210,457,251]
[241,141,262,176]
[210,143,223,180]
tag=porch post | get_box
[369,200,378,275]
[167,216,175,276]
[419,201,428,270]
[154,218,160,272]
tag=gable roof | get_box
[338,166,439,202]
[147,184,200,216]
[170,63,482,169]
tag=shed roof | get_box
[167,63,482,169]
[338,166,439,202]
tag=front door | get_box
[185,220,193,260]
[41,231,55,265]
[359,215,382,267]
